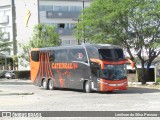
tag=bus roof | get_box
[31,44,123,51]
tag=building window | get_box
[46,11,54,18]
[69,6,82,12]
[61,40,77,45]
[64,23,70,29]
[56,23,71,29]
[70,24,76,29]
[70,40,77,45]
[62,40,70,45]
[39,5,53,11]
[58,23,65,29]
[53,6,69,11]
[31,51,39,62]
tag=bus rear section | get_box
[30,49,40,85]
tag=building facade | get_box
[0,0,14,56]
[0,0,15,70]
[39,0,91,45]
[0,0,92,70]
[0,0,39,70]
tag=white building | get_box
[0,0,92,70]
[0,0,15,56]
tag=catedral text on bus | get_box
[30,44,134,93]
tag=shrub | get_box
[156,77,160,83]
[0,70,8,78]
[14,70,30,79]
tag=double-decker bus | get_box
[30,44,131,93]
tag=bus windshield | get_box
[99,49,124,60]
[100,64,127,80]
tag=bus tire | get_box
[42,79,48,90]
[84,81,92,93]
[48,79,54,90]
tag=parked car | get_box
[5,71,15,79]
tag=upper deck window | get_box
[86,46,99,59]
[54,49,68,62]
[31,51,39,62]
[68,49,87,63]
[99,49,124,60]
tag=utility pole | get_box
[11,0,17,55]
[11,0,17,70]
[82,0,85,43]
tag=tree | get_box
[76,0,160,84]
[0,30,12,54]
[19,24,61,67]
[0,30,12,69]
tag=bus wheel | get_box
[42,79,48,90]
[49,79,54,90]
[84,81,91,93]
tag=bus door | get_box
[90,60,101,88]
[86,46,100,88]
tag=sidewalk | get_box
[128,81,160,89]
[0,78,33,96]
[128,81,156,85]
[0,78,31,85]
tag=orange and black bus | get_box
[30,44,130,93]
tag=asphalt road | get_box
[0,78,160,120]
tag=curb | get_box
[0,92,34,96]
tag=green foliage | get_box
[0,58,5,65]
[76,0,160,84]
[28,24,61,48]
[76,0,160,46]
[19,24,61,67]
[0,29,12,69]
[156,77,160,83]
[14,70,30,79]
[0,70,8,78]
[0,29,12,54]
[12,55,18,69]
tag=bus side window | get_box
[50,50,55,62]
[31,51,39,62]
[86,46,99,59]
[54,50,68,62]
[68,49,87,63]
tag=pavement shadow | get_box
[60,87,160,94]
[39,86,160,94]
[105,87,160,94]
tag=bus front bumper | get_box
[97,79,128,92]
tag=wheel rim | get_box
[43,80,47,88]
[85,82,90,93]
[49,80,53,89]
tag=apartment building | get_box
[39,0,91,45]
